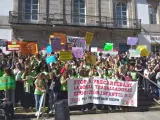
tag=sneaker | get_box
[35,112,38,116]
[49,110,53,114]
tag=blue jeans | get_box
[48,90,57,111]
[34,94,42,112]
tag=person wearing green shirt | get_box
[60,71,69,100]
[3,68,16,107]
[21,67,35,110]
[34,73,46,116]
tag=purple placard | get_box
[51,37,61,51]
[72,47,84,58]
[127,37,138,45]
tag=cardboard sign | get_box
[46,44,52,53]
[72,47,84,58]
[46,56,56,64]
[67,36,86,49]
[84,32,94,45]
[127,37,138,45]
[6,41,20,51]
[54,33,66,44]
[60,51,72,61]
[51,37,61,51]
[104,43,113,51]
[129,50,140,57]
[20,42,38,55]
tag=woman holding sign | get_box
[34,73,46,116]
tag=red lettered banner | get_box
[68,77,138,107]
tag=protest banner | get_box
[54,33,66,44]
[72,47,84,58]
[67,36,86,49]
[60,51,72,61]
[84,32,94,45]
[20,42,38,55]
[46,56,56,64]
[68,77,138,107]
[127,37,138,45]
[6,41,20,51]
[51,37,61,51]
[0,76,16,90]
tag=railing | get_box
[136,71,160,101]
[9,11,141,29]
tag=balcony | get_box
[9,11,141,30]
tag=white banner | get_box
[68,77,138,107]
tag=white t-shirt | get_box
[144,69,149,76]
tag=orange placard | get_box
[20,42,38,55]
[54,33,66,44]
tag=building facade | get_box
[9,0,141,52]
[136,0,160,53]
[0,0,13,53]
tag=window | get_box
[115,2,127,26]
[24,0,38,21]
[73,0,85,24]
[149,7,157,24]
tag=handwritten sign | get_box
[72,47,84,58]
[54,33,66,44]
[84,32,94,45]
[51,37,61,51]
[20,42,38,55]
[67,36,86,49]
[6,41,20,51]
[60,51,72,61]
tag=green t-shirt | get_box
[130,72,137,81]
[34,79,46,95]
[60,77,67,91]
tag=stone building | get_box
[9,0,141,52]
[136,0,160,53]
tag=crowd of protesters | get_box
[0,49,160,116]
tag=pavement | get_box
[29,111,160,120]
[12,111,160,120]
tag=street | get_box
[29,111,160,120]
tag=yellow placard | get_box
[91,55,97,65]
[136,45,147,51]
[60,51,72,61]
[84,32,94,45]
[140,48,149,57]
[8,45,20,48]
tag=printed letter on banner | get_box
[60,51,72,61]
[84,32,94,45]
[68,78,138,107]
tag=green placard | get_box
[0,76,16,90]
[12,42,17,45]
[103,43,113,51]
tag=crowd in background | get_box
[0,48,160,116]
